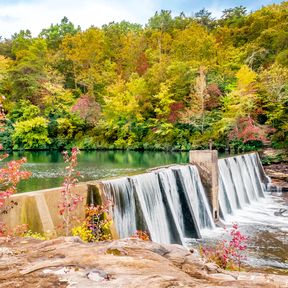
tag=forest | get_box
[0,2,287,152]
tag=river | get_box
[4,150,189,192]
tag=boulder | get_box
[0,237,287,288]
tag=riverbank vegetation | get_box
[0,2,287,151]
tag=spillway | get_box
[102,165,214,245]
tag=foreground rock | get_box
[0,237,287,287]
[262,148,288,191]
[264,163,288,192]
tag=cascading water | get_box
[102,165,214,245]
[99,152,287,270]
[216,153,288,270]
[103,178,138,239]
[218,153,267,220]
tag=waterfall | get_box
[219,153,267,220]
[102,165,214,245]
[97,151,282,246]
[103,178,138,239]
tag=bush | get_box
[200,224,248,271]
[12,117,50,149]
[72,202,112,242]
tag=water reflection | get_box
[2,151,189,192]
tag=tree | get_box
[103,74,146,125]
[147,10,174,33]
[180,66,208,134]
[61,28,107,97]
[171,23,216,65]
[9,37,48,104]
[71,95,101,126]
[154,82,174,120]
[8,100,40,122]
[213,65,258,141]
[39,17,81,49]
[259,64,288,147]
[220,6,247,27]
[13,117,50,149]
[146,11,174,63]
[195,9,216,30]
[0,102,31,218]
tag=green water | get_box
[4,150,189,192]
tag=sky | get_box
[0,0,283,39]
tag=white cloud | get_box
[0,0,282,39]
[0,0,157,38]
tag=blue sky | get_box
[0,0,283,38]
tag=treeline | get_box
[0,2,287,151]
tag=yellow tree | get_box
[171,23,216,66]
[179,66,207,134]
[213,65,257,138]
[61,28,107,97]
[103,74,146,126]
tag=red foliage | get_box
[0,223,28,237]
[0,108,31,215]
[0,158,31,209]
[0,106,31,236]
[229,117,271,143]
[200,223,248,270]
[71,95,101,125]
[136,52,149,76]
[205,83,222,110]
[168,102,184,123]
[85,201,112,241]
[131,230,150,241]
[58,147,83,236]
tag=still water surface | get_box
[5,150,189,192]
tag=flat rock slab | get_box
[0,237,287,287]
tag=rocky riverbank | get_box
[261,149,288,191]
[0,236,287,287]
[264,163,288,192]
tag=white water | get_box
[103,178,137,239]
[201,153,288,270]
[131,172,172,244]
[218,153,267,220]
[102,165,214,244]
[102,151,287,266]
[171,165,215,230]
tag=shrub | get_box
[72,202,112,242]
[200,224,248,271]
[58,147,83,236]
[0,107,31,228]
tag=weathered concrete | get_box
[0,184,88,235]
[189,150,219,221]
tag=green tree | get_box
[194,9,216,30]
[9,37,48,104]
[39,17,81,49]
[213,65,257,140]
[13,117,50,149]
[259,64,288,147]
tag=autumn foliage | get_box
[0,3,288,151]
[228,117,270,144]
[58,147,83,236]
[0,106,31,234]
[200,224,248,271]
